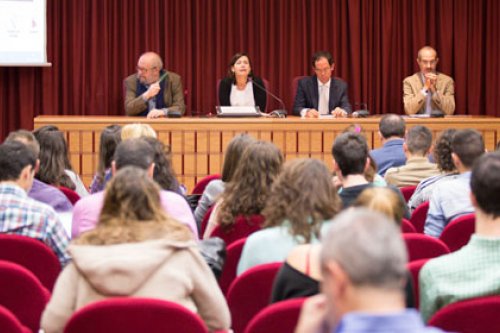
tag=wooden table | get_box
[34,115,500,191]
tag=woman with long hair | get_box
[89,125,121,194]
[203,140,283,238]
[237,158,341,275]
[41,166,230,333]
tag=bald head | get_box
[136,52,163,85]
[417,46,439,74]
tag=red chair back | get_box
[59,186,81,204]
[244,297,306,333]
[200,205,215,238]
[406,259,430,309]
[410,201,430,233]
[439,213,475,252]
[291,76,307,110]
[64,298,208,333]
[0,305,30,333]
[401,218,417,233]
[218,238,247,296]
[0,234,61,291]
[0,261,50,333]
[428,295,500,333]
[191,174,221,195]
[403,234,450,262]
[210,214,265,246]
[227,263,282,333]
[400,185,417,202]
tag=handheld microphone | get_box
[250,78,288,117]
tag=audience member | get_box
[293,51,352,118]
[295,209,445,333]
[420,152,500,322]
[120,123,157,140]
[124,51,185,118]
[408,129,458,213]
[353,187,406,225]
[4,130,72,212]
[194,134,256,227]
[385,125,440,187]
[35,129,89,198]
[0,141,70,266]
[71,138,197,238]
[218,52,267,112]
[89,125,121,194]
[370,114,406,176]
[203,141,283,238]
[41,167,230,333]
[403,46,455,115]
[237,158,341,275]
[424,129,485,237]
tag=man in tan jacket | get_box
[403,46,455,115]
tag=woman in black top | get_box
[218,52,267,112]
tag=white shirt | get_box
[300,78,331,117]
[230,82,255,107]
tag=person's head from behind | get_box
[142,136,179,192]
[35,130,75,189]
[470,152,500,219]
[404,125,433,157]
[331,132,369,178]
[379,114,406,140]
[0,141,37,191]
[353,187,406,226]
[451,129,485,171]
[221,134,256,182]
[113,138,155,176]
[263,158,341,242]
[5,130,40,158]
[121,123,157,140]
[227,52,254,81]
[96,125,122,182]
[33,125,59,140]
[320,209,408,324]
[136,51,163,85]
[433,129,457,173]
[218,141,283,229]
[77,166,190,245]
[341,124,378,181]
[312,51,334,84]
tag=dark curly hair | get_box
[262,159,341,242]
[217,141,283,231]
[143,137,180,192]
[433,129,457,172]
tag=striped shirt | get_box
[0,183,70,266]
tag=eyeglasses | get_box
[136,66,157,73]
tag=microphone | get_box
[352,102,370,118]
[250,78,288,117]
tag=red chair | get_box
[439,213,475,252]
[227,262,282,333]
[0,305,30,333]
[428,296,500,333]
[0,234,61,291]
[406,259,430,309]
[402,234,450,262]
[401,218,417,233]
[244,298,306,333]
[191,174,221,195]
[200,205,215,238]
[0,261,50,333]
[59,186,81,205]
[218,238,247,296]
[410,201,430,233]
[64,298,208,333]
[291,76,307,110]
[400,185,417,202]
[210,215,265,246]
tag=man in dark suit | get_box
[124,52,185,118]
[293,51,352,118]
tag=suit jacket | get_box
[123,71,186,116]
[403,72,455,115]
[292,76,352,115]
[218,76,267,112]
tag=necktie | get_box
[319,85,329,115]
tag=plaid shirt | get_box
[0,183,71,266]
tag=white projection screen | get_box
[0,0,50,66]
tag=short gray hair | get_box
[321,208,408,290]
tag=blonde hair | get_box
[353,187,405,225]
[121,124,157,140]
[76,166,190,245]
